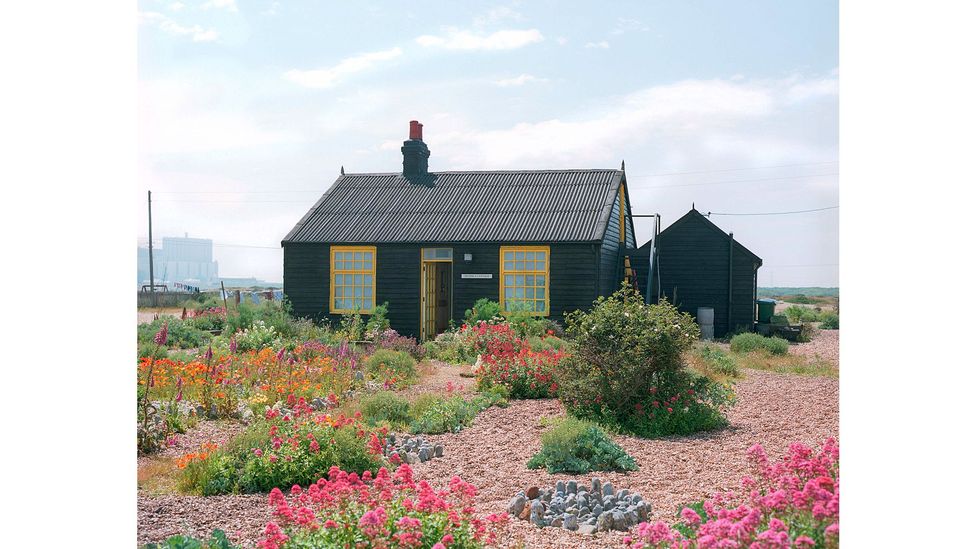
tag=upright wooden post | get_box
[220,281,229,312]
[148,190,156,307]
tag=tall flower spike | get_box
[205,345,214,362]
[154,322,168,346]
[229,337,238,354]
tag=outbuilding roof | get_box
[655,208,763,265]
[282,169,625,244]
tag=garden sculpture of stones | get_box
[506,478,650,535]
[383,434,444,464]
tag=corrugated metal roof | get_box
[282,169,624,244]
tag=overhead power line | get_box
[707,205,839,216]
[633,172,838,189]
[627,160,839,178]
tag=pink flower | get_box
[153,323,168,346]
[794,535,816,548]
[253,448,263,457]
[680,507,702,527]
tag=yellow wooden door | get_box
[421,261,437,340]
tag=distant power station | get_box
[138,235,219,289]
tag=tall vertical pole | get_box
[148,190,156,307]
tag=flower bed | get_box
[467,322,564,399]
[258,464,508,549]
[624,438,839,548]
[179,397,383,495]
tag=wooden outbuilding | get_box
[632,208,763,336]
[282,121,636,339]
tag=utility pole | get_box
[148,190,156,307]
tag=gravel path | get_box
[137,368,837,548]
[792,328,839,365]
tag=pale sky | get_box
[137,0,838,286]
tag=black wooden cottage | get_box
[282,121,636,339]
[632,208,763,337]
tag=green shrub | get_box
[408,394,481,434]
[463,298,502,324]
[223,299,295,338]
[142,529,239,549]
[138,342,168,360]
[819,311,839,329]
[506,307,549,339]
[557,282,729,438]
[360,391,411,427]
[364,302,391,337]
[693,344,740,377]
[427,331,476,364]
[138,318,210,349]
[526,335,571,353]
[784,305,819,324]
[234,321,282,352]
[730,333,789,355]
[527,417,637,474]
[364,349,417,385]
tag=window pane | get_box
[334,274,342,285]
[364,251,373,261]
[342,298,352,309]
[354,286,363,297]
[504,261,514,270]
[504,275,514,286]
[364,260,372,270]
[344,274,353,285]
[437,248,450,259]
[354,252,363,261]
[536,251,546,261]
[504,251,514,260]
[515,251,525,260]
[538,287,545,298]
[334,299,342,309]
[364,287,373,297]
[536,275,546,286]
[354,274,363,285]
[505,288,514,298]
[364,274,373,285]
[535,301,545,312]
[515,261,524,271]
[525,287,535,298]
[363,299,373,310]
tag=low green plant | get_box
[364,349,418,386]
[819,311,839,329]
[527,417,638,474]
[138,342,168,360]
[735,350,838,377]
[138,318,210,349]
[506,307,549,339]
[408,394,480,434]
[526,335,570,353]
[691,344,740,378]
[359,391,411,428]
[784,304,819,324]
[224,299,295,338]
[364,302,391,337]
[463,297,502,324]
[729,333,789,355]
[142,529,239,549]
[234,320,282,352]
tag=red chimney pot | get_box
[409,120,423,140]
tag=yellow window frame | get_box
[329,245,377,314]
[499,245,550,316]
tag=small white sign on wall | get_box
[461,273,493,279]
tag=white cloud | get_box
[787,77,839,103]
[416,29,543,50]
[262,1,280,16]
[169,2,185,11]
[424,74,837,170]
[283,47,403,89]
[584,41,610,49]
[556,37,569,46]
[473,6,523,26]
[611,17,649,35]
[495,74,548,87]
[201,0,237,12]
[140,11,218,42]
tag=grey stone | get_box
[586,517,597,526]
[611,510,627,531]
[591,478,601,494]
[567,480,578,494]
[618,489,629,498]
[418,447,431,461]
[434,444,444,457]
[631,494,642,505]
[602,482,614,497]
[354,370,365,381]
[555,480,565,493]
[530,500,547,528]
[404,452,420,464]
[507,495,527,516]
[624,510,639,528]
[578,524,598,535]
[563,514,578,531]
[592,504,603,516]
[550,516,563,528]
[596,511,614,531]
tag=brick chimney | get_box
[401,120,430,178]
